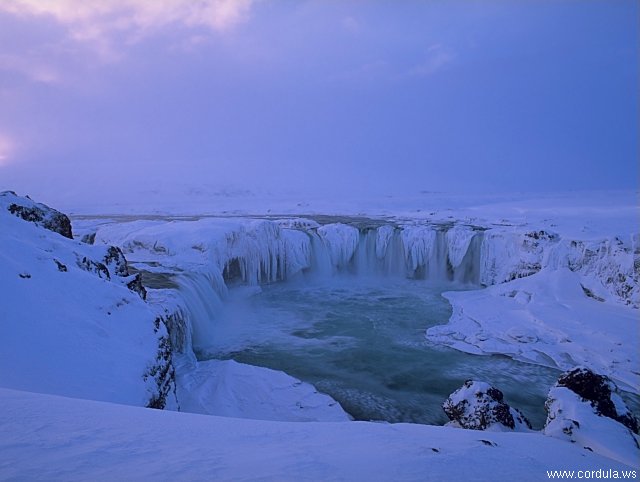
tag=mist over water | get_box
[198,275,560,428]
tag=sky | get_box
[0,0,637,206]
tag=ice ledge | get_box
[426,269,639,392]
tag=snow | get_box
[62,187,637,243]
[176,359,351,422]
[0,200,173,408]
[1,387,636,481]
[426,268,640,392]
[544,386,640,467]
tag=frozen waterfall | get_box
[217,222,483,285]
[172,221,483,352]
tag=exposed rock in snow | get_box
[1,190,73,239]
[544,368,639,467]
[102,245,129,277]
[443,380,532,432]
[145,318,176,409]
[481,227,638,308]
[554,368,638,433]
[550,237,639,308]
[0,192,176,409]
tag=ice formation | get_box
[87,213,638,394]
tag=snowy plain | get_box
[1,188,638,479]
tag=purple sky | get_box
[0,1,637,204]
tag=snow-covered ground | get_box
[176,358,351,422]
[1,387,636,481]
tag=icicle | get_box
[401,226,437,275]
[317,224,359,269]
[446,225,476,269]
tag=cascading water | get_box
[172,221,558,426]
[304,223,482,282]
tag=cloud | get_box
[0,53,61,84]
[0,134,16,167]
[406,44,455,77]
[0,0,257,59]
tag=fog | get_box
[0,1,637,208]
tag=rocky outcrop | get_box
[551,368,638,434]
[544,368,639,466]
[443,380,532,431]
[126,274,147,300]
[144,319,177,410]
[481,227,638,307]
[103,246,129,277]
[160,308,192,355]
[559,238,639,308]
[75,246,147,300]
[1,191,73,239]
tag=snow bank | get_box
[176,359,351,422]
[1,387,636,481]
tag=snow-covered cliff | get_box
[0,191,177,409]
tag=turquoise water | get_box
[198,277,564,427]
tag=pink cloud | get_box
[0,0,257,59]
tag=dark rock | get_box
[144,329,177,410]
[54,260,67,272]
[479,439,497,447]
[81,232,96,245]
[160,309,190,353]
[544,368,640,465]
[443,380,532,431]
[2,191,73,239]
[526,230,558,241]
[103,246,129,277]
[126,273,147,301]
[555,367,638,434]
[77,256,110,280]
[580,284,605,302]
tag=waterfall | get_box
[173,220,483,354]
[175,270,227,353]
